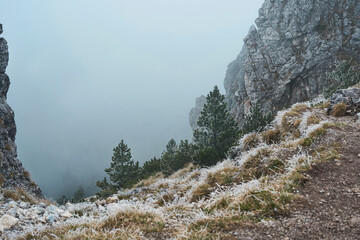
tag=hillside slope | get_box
[2,92,360,239]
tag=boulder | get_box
[327,88,360,115]
[0,214,18,232]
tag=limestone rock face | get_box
[224,0,360,125]
[189,95,206,131]
[0,24,42,197]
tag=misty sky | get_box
[0,0,264,198]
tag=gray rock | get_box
[46,213,59,223]
[189,95,206,131]
[224,0,360,126]
[19,201,30,209]
[0,214,18,232]
[0,24,42,197]
[327,88,360,115]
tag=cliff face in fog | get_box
[225,0,360,125]
[0,24,42,197]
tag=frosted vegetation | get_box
[8,96,347,239]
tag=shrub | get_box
[331,102,347,117]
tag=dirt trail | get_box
[226,116,360,240]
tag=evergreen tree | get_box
[160,139,194,176]
[160,139,178,176]
[193,86,239,166]
[56,195,69,205]
[95,177,115,198]
[172,140,193,170]
[140,157,161,179]
[104,140,140,189]
[242,103,273,134]
[73,186,85,203]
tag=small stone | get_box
[61,211,72,218]
[106,196,118,204]
[0,214,18,232]
[357,154,360,158]
[349,217,360,227]
[19,202,30,209]
[46,213,59,223]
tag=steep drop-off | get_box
[0,24,42,197]
[225,0,360,125]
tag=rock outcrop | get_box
[0,24,42,197]
[189,95,206,131]
[327,88,360,115]
[224,0,360,125]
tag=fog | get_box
[0,0,263,198]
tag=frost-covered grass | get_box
[9,100,346,239]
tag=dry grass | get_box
[207,167,239,187]
[331,103,347,117]
[23,170,31,179]
[136,172,164,187]
[292,104,310,113]
[314,143,341,162]
[156,193,175,206]
[308,127,327,138]
[234,190,290,217]
[23,211,165,240]
[281,111,302,133]
[241,133,260,151]
[3,188,37,204]
[5,143,12,151]
[262,129,281,144]
[191,183,212,202]
[313,101,330,109]
[306,114,321,125]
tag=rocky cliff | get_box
[0,24,42,197]
[225,0,360,125]
[189,95,206,131]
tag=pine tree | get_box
[73,186,85,203]
[95,177,115,198]
[242,103,273,134]
[140,157,161,179]
[193,86,239,166]
[160,139,194,176]
[160,139,177,176]
[104,140,140,189]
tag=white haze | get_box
[0,0,264,198]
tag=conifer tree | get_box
[104,140,140,189]
[73,186,85,203]
[140,157,161,179]
[160,139,177,176]
[96,140,140,198]
[193,86,239,166]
